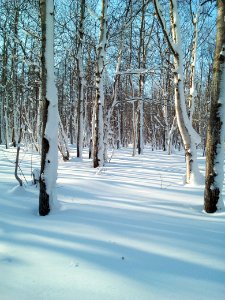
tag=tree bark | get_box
[188,4,199,123]
[137,0,146,155]
[39,0,58,216]
[154,0,201,183]
[58,116,70,161]
[1,28,9,149]
[77,0,86,158]
[170,0,201,184]
[93,0,108,168]
[15,113,23,187]
[11,6,19,148]
[204,0,225,213]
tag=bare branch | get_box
[153,0,177,57]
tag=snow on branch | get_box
[125,96,153,103]
[117,68,155,76]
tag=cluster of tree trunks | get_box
[0,0,224,214]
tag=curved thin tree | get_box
[154,0,201,184]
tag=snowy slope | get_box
[0,145,225,300]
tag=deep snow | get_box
[0,145,225,300]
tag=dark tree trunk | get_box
[39,0,50,216]
[14,103,23,187]
[204,1,225,213]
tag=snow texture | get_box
[0,145,225,300]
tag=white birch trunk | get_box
[58,116,70,161]
[189,5,200,123]
[154,0,201,184]
[103,78,120,160]
[1,25,9,148]
[167,116,176,155]
[138,78,144,155]
[117,108,121,148]
[77,0,85,158]
[163,97,169,151]
[0,98,4,144]
[93,0,108,168]
[36,86,42,153]
[11,7,19,147]
[137,0,146,155]
[39,0,58,216]
[132,102,137,157]
[170,0,201,184]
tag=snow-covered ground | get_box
[0,145,225,300]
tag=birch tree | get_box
[204,0,225,213]
[93,0,108,168]
[103,0,132,160]
[154,0,201,184]
[0,27,9,149]
[77,0,86,158]
[39,0,58,216]
[137,1,153,154]
[188,2,200,124]
[137,0,145,155]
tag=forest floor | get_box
[0,145,225,300]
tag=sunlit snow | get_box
[0,145,225,300]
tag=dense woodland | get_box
[0,0,225,214]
